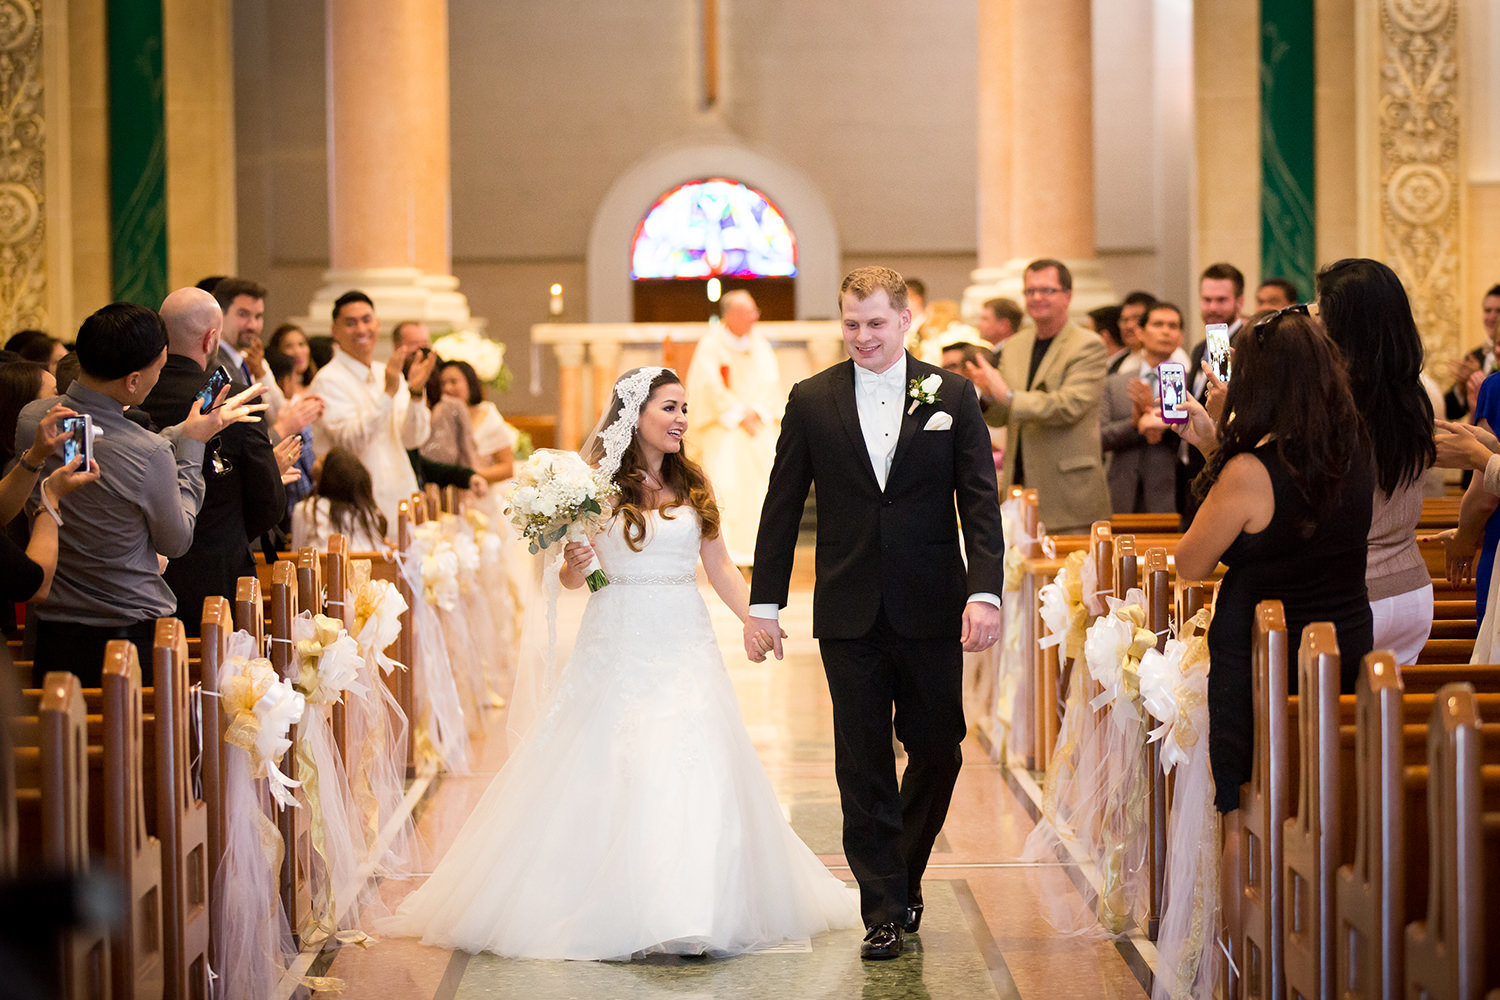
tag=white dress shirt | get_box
[308,349,431,528]
[749,356,999,622]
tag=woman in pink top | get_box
[1316,258,1436,663]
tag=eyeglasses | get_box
[1023,287,1065,298]
[1253,302,1310,328]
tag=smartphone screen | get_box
[1158,362,1188,425]
[1205,323,1231,383]
[196,366,231,413]
[61,414,91,466]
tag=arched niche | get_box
[587,142,840,322]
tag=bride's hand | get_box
[563,541,595,576]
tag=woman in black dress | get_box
[1173,307,1374,887]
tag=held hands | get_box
[182,383,268,442]
[743,614,787,662]
[961,601,1002,653]
[1433,419,1497,472]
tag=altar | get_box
[531,320,844,449]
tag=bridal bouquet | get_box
[504,448,614,591]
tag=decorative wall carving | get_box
[1378,0,1461,354]
[0,0,46,333]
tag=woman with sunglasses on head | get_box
[1172,306,1374,893]
[1314,258,1436,664]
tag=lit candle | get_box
[549,283,564,316]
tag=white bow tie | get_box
[855,362,905,392]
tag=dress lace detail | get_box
[383,509,859,959]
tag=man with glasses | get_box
[983,258,1111,532]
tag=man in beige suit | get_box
[974,258,1111,532]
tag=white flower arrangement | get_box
[907,372,942,414]
[503,448,616,591]
[433,329,511,392]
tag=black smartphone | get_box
[196,366,232,413]
[61,413,92,467]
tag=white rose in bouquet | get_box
[503,448,616,591]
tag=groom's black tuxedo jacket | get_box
[750,354,1006,640]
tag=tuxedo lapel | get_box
[831,360,882,489]
[887,353,924,484]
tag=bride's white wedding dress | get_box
[385,509,860,960]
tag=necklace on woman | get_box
[642,468,664,490]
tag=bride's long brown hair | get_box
[583,368,720,551]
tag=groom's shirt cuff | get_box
[748,603,780,621]
[968,592,1001,609]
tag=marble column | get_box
[966,0,1113,320]
[301,0,475,336]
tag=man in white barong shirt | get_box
[309,290,437,528]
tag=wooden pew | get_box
[197,597,232,963]
[296,544,351,762]
[321,536,353,762]
[149,620,211,1000]
[266,560,313,944]
[10,671,110,1000]
[1404,682,1500,1000]
[1140,547,1170,942]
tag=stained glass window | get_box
[631,178,797,280]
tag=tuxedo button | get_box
[884,500,893,506]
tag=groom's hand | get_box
[744,615,786,662]
[961,602,1002,652]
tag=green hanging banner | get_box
[1259,1,1316,299]
[107,0,168,307]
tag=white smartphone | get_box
[61,413,93,467]
[1157,362,1187,425]
[1205,323,1231,383]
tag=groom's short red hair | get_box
[839,267,909,313]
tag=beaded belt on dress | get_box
[608,572,698,586]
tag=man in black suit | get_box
[143,287,286,634]
[745,267,1006,960]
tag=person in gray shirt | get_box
[15,302,266,685]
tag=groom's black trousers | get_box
[819,605,965,928]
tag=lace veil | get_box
[506,365,672,750]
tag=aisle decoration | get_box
[346,559,419,874]
[1081,589,1159,934]
[990,495,1052,762]
[1138,607,1221,1000]
[504,448,615,591]
[212,631,310,999]
[290,612,372,944]
[397,525,471,773]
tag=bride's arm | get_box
[700,531,749,622]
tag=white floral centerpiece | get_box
[503,448,615,591]
[432,329,512,393]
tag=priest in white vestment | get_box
[685,290,784,566]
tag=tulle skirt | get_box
[383,580,859,960]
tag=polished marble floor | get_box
[312,557,1152,999]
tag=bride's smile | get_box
[636,383,689,456]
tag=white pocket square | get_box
[923,411,953,431]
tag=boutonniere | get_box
[907,373,942,414]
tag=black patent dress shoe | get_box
[903,902,924,934]
[860,922,904,960]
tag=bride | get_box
[384,366,860,960]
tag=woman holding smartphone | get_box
[1172,307,1374,898]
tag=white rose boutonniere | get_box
[907,373,942,414]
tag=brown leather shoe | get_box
[860,922,904,960]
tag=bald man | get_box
[141,287,286,634]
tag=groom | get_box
[744,267,1006,960]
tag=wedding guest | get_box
[2,363,63,634]
[1090,305,1128,372]
[2,409,100,606]
[15,302,266,684]
[267,351,315,516]
[976,297,1023,348]
[5,331,67,373]
[1442,283,1500,420]
[211,277,286,421]
[309,290,435,527]
[142,287,287,633]
[291,447,389,553]
[685,289,783,566]
[269,322,318,388]
[1180,262,1247,527]
[1100,302,1185,514]
[52,352,80,395]
[1116,290,1158,358]
[1317,258,1436,663]
[1172,308,1372,904]
[1255,277,1299,311]
[985,258,1112,532]
[426,359,515,484]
